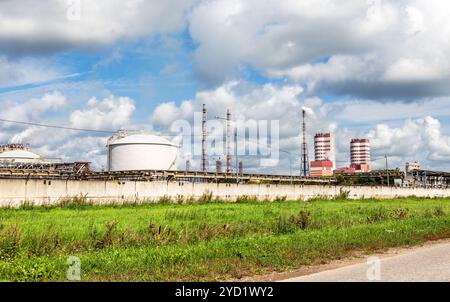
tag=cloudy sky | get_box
[1,0,450,173]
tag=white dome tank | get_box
[0,143,49,164]
[107,131,179,172]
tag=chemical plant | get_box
[0,105,449,189]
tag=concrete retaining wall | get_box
[0,178,449,207]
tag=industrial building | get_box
[334,138,371,175]
[310,132,335,177]
[406,162,421,174]
[350,138,371,172]
[106,131,179,172]
[310,160,334,177]
[314,133,336,169]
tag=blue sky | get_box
[1,0,450,172]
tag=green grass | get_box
[0,197,449,281]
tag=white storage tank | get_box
[0,149,42,163]
[107,131,179,171]
[0,144,48,164]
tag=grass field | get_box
[0,197,449,281]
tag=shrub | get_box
[273,196,287,203]
[58,195,91,208]
[273,209,312,234]
[197,191,213,204]
[290,210,311,230]
[236,195,259,203]
[158,195,173,204]
[28,225,61,256]
[424,205,446,218]
[334,188,350,200]
[273,216,296,234]
[0,223,22,259]
[392,208,409,220]
[434,205,445,217]
[367,206,389,223]
[176,195,185,205]
[148,223,173,245]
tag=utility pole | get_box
[235,130,239,184]
[280,148,293,184]
[385,155,389,186]
[201,104,207,172]
[289,156,293,184]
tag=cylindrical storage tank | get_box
[107,132,179,171]
[0,149,43,163]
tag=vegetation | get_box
[0,197,449,281]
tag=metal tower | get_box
[301,109,310,177]
[201,104,207,172]
[226,109,232,173]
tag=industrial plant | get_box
[0,105,449,190]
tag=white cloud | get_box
[0,91,137,169]
[332,97,450,124]
[188,0,450,98]
[150,101,194,128]
[367,117,450,169]
[0,90,66,122]
[0,56,65,87]
[3,0,450,100]
[70,94,135,131]
[0,0,197,55]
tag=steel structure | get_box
[300,109,310,177]
[409,169,450,188]
[226,109,232,173]
[201,104,207,172]
[0,161,92,174]
[0,168,336,184]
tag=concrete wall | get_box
[0,178,449,207]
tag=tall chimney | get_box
[201,104,207,172]
[226,109,232,173]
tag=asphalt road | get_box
[283,241,450,282]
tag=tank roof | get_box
[107,132,178,147]
[0,149,41,159]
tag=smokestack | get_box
[226,109,232,173]
[301,109,310,177]
[201,104,207,172]
[185,160,190,172]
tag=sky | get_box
[1,0,450,173]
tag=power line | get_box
[0,118,115,134]
[0,119,298,158]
